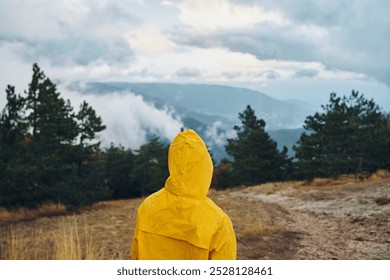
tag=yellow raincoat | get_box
[130,129,236,260]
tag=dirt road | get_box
[227,178,390,259]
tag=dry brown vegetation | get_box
[0,203,68,224]
[0,199,140,259]
[1,170,389,260]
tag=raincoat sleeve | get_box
[130,212,140,260]
[209,215,237,260]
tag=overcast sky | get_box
[1,0,389,110]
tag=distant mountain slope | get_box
[268,128,305,156]
[76,82,313,130]
[71,82,311,161]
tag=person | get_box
[130,129,236,260]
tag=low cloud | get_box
[62,90,183,149]
[205,121,236,146]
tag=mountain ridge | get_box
[70,82,313,161]
[74,82,314,129]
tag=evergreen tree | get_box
[0,86,29,207]
[26,64,78,145]
[294,90,390,179]
[0,63,109,209]
[225,105,292,186]
[22,64,81,206]
[104,144,135,199]
[212,158,234,190]
[0,85,27,146]
[130,137,169,197]
[77,101,106,151]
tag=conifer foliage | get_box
[224,105,292,186]
[294,90,390,179]
[0,64,108,209]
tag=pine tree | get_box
[294,90,390,179]
[0,86,29,207]
[226,105,292,186]
[104,144,135,199]
[0,85,27,146]
[0,63,109,209]
[77,101,106,151]
[131,137,169,197]
[22,64,80,206]
[26,64,78,145]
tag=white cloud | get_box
[294,24,329,43]
[0,42,33,94]
[0,0,70,41]
[161,1,175,6]
[62,90,183,149]
[168,0,390,87]
[0,0,136,67]
[177,0,285,31]
[125,44,374,85]
[125,27,175,54]
[206,121,236,146]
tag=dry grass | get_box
[209,190,279,241]
[0,225,48,259]
[241,182,299,195]
[371,169,390,180]
[300,170,390,188]
[0,203,68,225]
[0,198,139,260]
[53,215,97,260]
[0,215,109,260]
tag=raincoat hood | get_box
[131,129,236,259]
[165,129,213,199]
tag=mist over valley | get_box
[69,82,312,161]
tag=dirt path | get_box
[229,179,390,259]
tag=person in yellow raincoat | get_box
[130,129,236,260]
